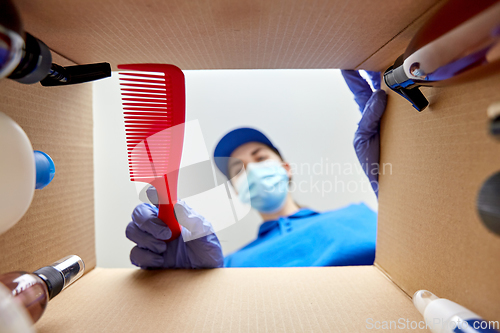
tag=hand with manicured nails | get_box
[126,199,224,269]
[341,70,388,197]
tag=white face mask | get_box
[235,160,289,214]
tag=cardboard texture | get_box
[35,266,427,333]
[1,0,499,332]
[358,0,446,72]
[377,72,500,320]
[0,53,96,274]
[13,0,441,71]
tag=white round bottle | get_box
[0,112,36,235]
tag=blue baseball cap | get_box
[213,127,280,178]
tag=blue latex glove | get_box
[341,70,381,112]
[126,199,224,269]
[341,70,387,196]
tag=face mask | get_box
[235,160,289,214]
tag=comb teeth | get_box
[118,64,185,241]
[119,70,174,180]
[118,63,186,187]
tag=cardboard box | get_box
[0,0,499,332]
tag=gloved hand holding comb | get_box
[126,196,224,269]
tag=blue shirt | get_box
[224,203,377,267]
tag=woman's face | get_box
[228,142,291,186]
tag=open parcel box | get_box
[0,0,499,332]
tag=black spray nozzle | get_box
[6,32,111,86]
[383,54,429,112]
[491,117,500,138]
[7,32,52,84]
[2,0,111,86]
[40,62,111,86]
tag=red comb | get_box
[118,64,185,241]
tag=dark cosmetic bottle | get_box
[0,255,84,323]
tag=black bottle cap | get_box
[33,266,64,300]
[477,171,500,236]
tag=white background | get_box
[93,69,378,268]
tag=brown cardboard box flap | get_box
[14,0,441,71]
[1,1,499,331]
[36,266,427,332]
[377,72,500,320]
[0,53,96,274]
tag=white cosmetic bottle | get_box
[413,290,499,333]
[0,112,55,235]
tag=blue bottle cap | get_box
[34,150,55,189]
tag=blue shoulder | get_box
[319,202,376,220]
